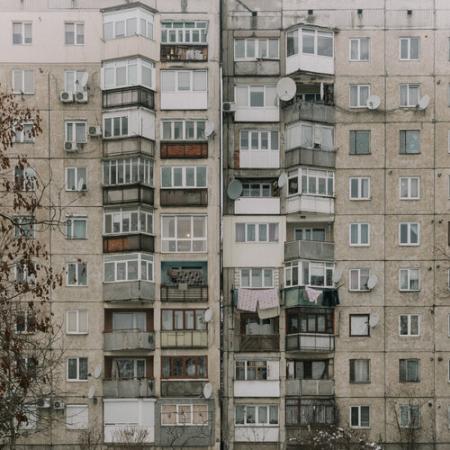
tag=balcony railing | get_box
[160,285,208,302]
[284,240,334,262]
[161,330,208,348]
[160,189,208,207]
[286,379,334,396]
[160,44,208,62]
[103,184,154,206]
[286,333,335,352]
[160,142,208,159]
[103,331,155,351]
[285,147,336,169]
[103,280,155,303]
[160,380,204,397]
[103,137,155,158]
[103,234,154,253]
[103,378,155,398]
[102,86,155,110]
[236,335,279,352]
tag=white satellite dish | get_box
[204,308,213,323]
[88,386,96,399]
[79,72,89,88]
[366,273,378,290]
[366,95,380,110]
[369,314,380,328]
[276,77,297,102]
[278,173,288,188]
[203,383,213,399]
[417,95,430,110]
[93,365,102,379]
[204,121,215,138]
[227,179,243,200]
[332,270,342,284]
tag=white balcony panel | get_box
[161,92,207,110]
[240,150,280,169]
[234,108,279,123]
[286,195,334,215]
[102,36,160,63]
[235,427,279,442]
[103,108,155,141]
[234,380,280,398]
[286,53,334,76]
[234,198,280,215]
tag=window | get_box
[235,405,278,426]
[235,360,269,380]
[65,22,84,45]
[15,166,36,191]
[15,262,36,286]
[399,223,420,246]
[104,208,153,235]
[235,85,278,109]
[65,121,87,144]
[287,310,334,335]
[12,22,32,45]
[66,216,87,240]
[161,21,207,44]
[104,116,128,138]
[287,360,329,380]
[294,228,325,241]
[349,37,369,61]
[14,216,34,239]
[15,309,36,334]
[399,130,420,154]
[240,130,279,151]
[286,399,335,426]
[349,130,370,155]
[12,69,34,94]
[67,262,87,286]
[102,58,154,90]
[13,123,34,143]
[349,268,370,291]
[448,360,450,382]
[161,120,206,141]
[287,168,335,197]
[286,28,333,58]
[235,223,279,243]
[104,253,154,283]
[104,9,154,40]
[349,223,370,246]
[287,30,298,56]
[399,315,420,336]
[66,310,88,335]
[234,38,279,60]
[284,261,334,288]
[102,157,153,186]
[399,269,420,291]
[242,183,272,198]
[161,215,207,252]
[350,359,370,383]
[399,405,420,428]
[350,85,370,108]
[400,37,419,60]
[161,166,207,189]
[349,177,370,200]
[111,358,146,379]
[400,84,420,107]
[286,122,334,151]
[240,268,274,288]
[65,167,87,192]
[18,405,37,430]
[161,356,207,378]
[161,404,208,426]
[112,312,147,331]
[350,314,370,336]
[161,310,206,331]
[67,357,88,381]
[66,405,88,429]
[350,406,370,428]
[161,70,207,92]
[399,177,420,199]
[399,359,420,382]
[64,70,87,93]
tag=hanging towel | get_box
[305,286,322,304]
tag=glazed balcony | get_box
[103,234,155,253]
[160,44,208,62]
[102,86,155,110]
[103,378,155,398]
[103,184,154,206]
[160,189,208,207]
[283,287,339,309]
[286,379,334,396]
[103,331,155,352]
[160,141,208,159]
[284,240,334,262]
[160,380,204,397]
[161,330,208,348]
[286,333,335,353]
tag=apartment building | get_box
[222,0,450,449]
[0,0,220,447]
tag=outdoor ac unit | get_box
[88,126,102,137]
[37,398,51,409]
[52,400,65,410]
[75,91,88,103]
[64,142,80,152]
[223,102,236,112]
[60,91,74,103]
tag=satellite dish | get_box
[366,95,380,110]
[79,72,89,88]
[203,383,213,399]
[278,173,288,188]
[93,365,102,379]
[227,179,243,200]
[366,273,378,290]
[276,77,296,102]
[333,270,342,284]
[204,308,213,323]
[417,95,430,110]
[88,386,96,399]
[369,314,380,328]
[204,121,215,138]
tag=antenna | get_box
[366,95,381,110]
[79,72,89,88]
[204,308,213,323]
[277,173,288,188]
[88,386,96,399]
[203,383,213,399]
[366,273,378,290]
[227,179,243,200]
[93,365,102,379]
[204,121,215,138]
[417,95,430,110]
[276,77,297,102]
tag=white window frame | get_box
[12,22,32,45]
[102,157,153,187]
[64,70,87,93]
[240,268,274,288]
[161,215,207,253]
[64,22,84,45]
[448,360,450,383]
[103,115,128,138]
[104,253,154,283]
[349,84,370,108]
[14,216,35,239]
[66,262,87,287]
[12,69,34,94]
[399,37,420,60]
[66,405,88,429]
[349,177,370,200]
[13,123,34,144]
[285,122,335,152]
[399,268,420,292]
[400,84,420,107]
[102,58,155,90]
[161,120,206,141]
[66,215,87,240]
[399,222,420,246]
[399,177,420,200]
[284,260,334,288]
[298,28,334,57]
[103,207,153,236]
[161,21,208,45]
[65,121,87,144]
[104,9,154,41]
[111,358,146,379]
[65,167,87,192]
[349,37,370,61]
[242,182,272,198]
[15,309,35,333]
[66,310,88,335]
[234,38,280,61]
[349,268,370,292]
[399,314,420,336]
[235,405,279,426]
[350,405,370,429]
[161,70,207,93]
[160,166,207,189]
[67,357,88,381]
[234,85,278,109]
[240,129,279,151]
[349,223,370,247]
[235,223,279,243]
[287,168,335,197]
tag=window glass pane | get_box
[302,31,315,54]
[193,71,207,91]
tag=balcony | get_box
[284,240,334,262]
[160,285,208,303]
[160,142,208,159]
[102,35,159,62]
[103,378,155,398]
[161,44,208,62]
[286,379,334,396]
[103,280,155,303]
[235,335,279,352]
[239,149,279,169]
[285,147,336,169]
[286,333,335,352]
[103,86,155,110]
[103,184,154,206]
[161,330,208,348]
[103,137,155,158]
[235,427,279,443]
[160,380,204,397]
[160,189,208,207]
[234,197,280,215]
[284,101,335,125]
[234,380,280,398]
[283,287,339,309]
[104,331,155,352]
[286,195,334,215]
[103,234,154,253]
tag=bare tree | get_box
[393,401,428,450]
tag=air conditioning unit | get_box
[223,102,236,112]
[53,400,65,410]
[64,142,80,152]
[88,126,102,137]
[60,91,74,103]
[37,398,51,409]
[75,91,88,103]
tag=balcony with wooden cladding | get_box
[160,142,208,159]
[160,44,208,62]
[160,189,208,207]
[102,86,155,110]
[103,184,154,206]
[103,137,155,158]
[103,234,155,253]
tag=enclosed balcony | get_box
[286,333,334,352]
[234,360,280,398]
[284,240,334,262]
[104,331,155,352]
[161,44,208,62]
[103,234,154,253]
[103,378,155,398]
[160,189,208,207]
[286,379,334,396]
[285,399,336,431]
[234,197,280,215]
[235,314,279,352]
[103,86,155,110]
[160,142,208,159]
[161,330,208,348]
[286,148,336,170]
[160,380,205,397]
